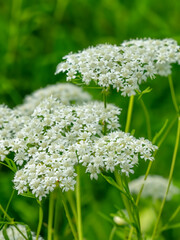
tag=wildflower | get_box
[129,175,180,200]
[15,83,91,115]
[0,224,44,240]
[0,105,30,160]
[13,97,121,199]
[55,39,180,96]
[77,131,157,179]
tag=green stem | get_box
[0,205,28,240]
[125,95,134,133]
[114,171,142,240]
[152,117,180,240]
[61,192,78,240]
[76,166,83,240]
[0,189,15,229]
[67,191,78,223]
[135,116,177,206]
[103,88,107,134]
[168,75,179,113]
[160,205,180,232]
[54,189,61,240]
[109,226,117,240]
[114,171,133,222]
[48,192,55,240]
[36,201,43,240]
[139,98,152,140]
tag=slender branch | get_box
[67,191,78,223]
[125,95,134,133]
[36,201,43,240]
[160,205,180,232]
[109,226,117,240]
[139,98,152,140]
[61,192,78,240]
[168,75,179,113]
[48,192,55,240]
[0,205,28,240]
[152,117,180,239]
[76,166,83,240]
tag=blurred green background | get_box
[0,0,180,239]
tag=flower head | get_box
[77,131,157,179]
[13,97,121,199]
[55,39,180,96]
[0,105,30,160]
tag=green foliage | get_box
[0,0,180,239]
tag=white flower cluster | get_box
[121,38,180,77]
[15,83,91,115]
[129,175,180,200]
[0,105,30,160]
[12,97,121,199]
[77,131,157,179]
[11,97,157,200]
[0,224,44,240]
[55,39,180,96]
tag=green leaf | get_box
[20,192,36,199]
[137,87,152,100]
[4,157,17,173]
[101,174,127,196]
[152,119,169,144]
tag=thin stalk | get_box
[125,95,134,133]
[135,116,177,206]
[61,193,78,240]
[76,166,83,240]
[48,192,55,240]
[36,201,43,240]
[109,226,117,240]
[168,75,179,113]
[114,171,142,240]
[67,191,78,223]
[151,117,180,240]
[114,171,133,222]
[139,98,152,140]
[103,89,107,134]
[54,189,61,240]
[160,205,180,232]
[0,189,15,228]
[0,205,28,240]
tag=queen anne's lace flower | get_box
[55,39,180,96]
[12,97,121,199]
[15,83,91,115]
[10,97,157,200]
[0,105,30,160]
[129,175,180,200]
[77,131,157,179]
[0,224,44,240]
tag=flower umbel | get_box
[55,39,180,96]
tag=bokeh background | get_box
[0,0,180,239]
